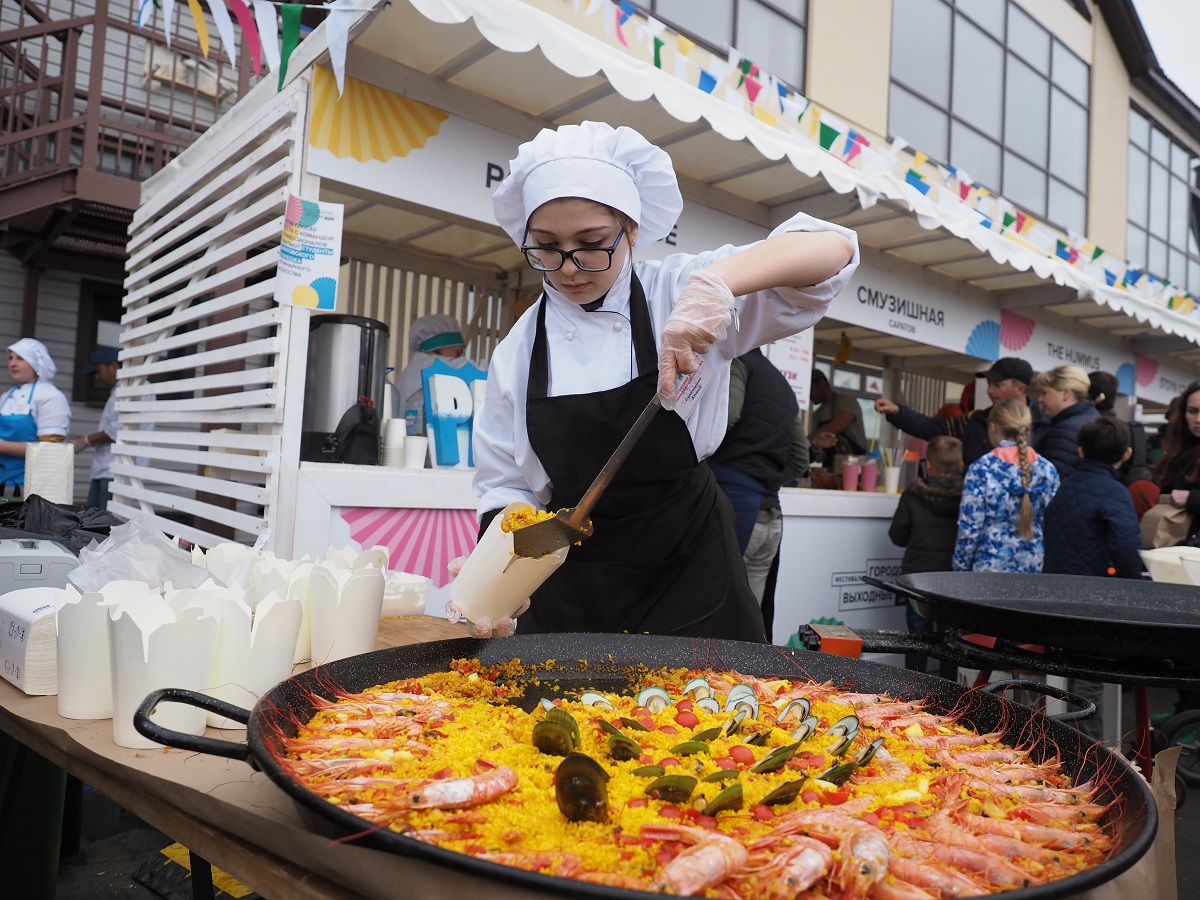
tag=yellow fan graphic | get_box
[309,66,449,162]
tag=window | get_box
[888,0,1089,233]
[635,0,807,91]
[1126,107,1200,294]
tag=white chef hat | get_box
[492,121,683,247]
[409,314,465,353]
[7,338,56,382]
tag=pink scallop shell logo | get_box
[999,311,1035,351]
[340,507,477,588]
[1135,355,1159,388]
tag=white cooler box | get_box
[0,539,78,594]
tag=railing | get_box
[0,0,249,201]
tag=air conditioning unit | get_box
[143,42,235,100]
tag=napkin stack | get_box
[0,587,63,694]
[25,442,73,505]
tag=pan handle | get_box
[979,679,1096,723]
[861,576,931,605]
[134,688,253,761]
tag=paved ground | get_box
[55,686,1200,900]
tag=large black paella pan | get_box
[134,633,1157,899]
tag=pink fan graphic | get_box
[1135,355,1159,388]
[340,507,477,587]
[999,310,1035,351]
[285,194,304,228]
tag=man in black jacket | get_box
[709,348,807,635]
[874,357,1039,466]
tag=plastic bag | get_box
[0,494,121,554]
[68,517,212,594]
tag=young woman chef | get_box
[470,121,858,640]
[1,338,71,495]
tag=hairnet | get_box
[492,121,683,247]
[8,338,56,381]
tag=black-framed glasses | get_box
[520,229,625,272]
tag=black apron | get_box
[517,275,764,642]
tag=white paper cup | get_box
[384,418,407,448]
[404,435,429,468]
[883,466,901,493]
[449,502,569,628]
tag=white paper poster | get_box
[765,331,815,410]
[276,194,344,310]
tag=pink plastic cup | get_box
[861,462,879,492]
[842,462,861,491]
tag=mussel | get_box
[696,697,721,715]
[579,691,615,710]
[532,707,580,756]
[608,732,643,761]
[555,753,609,823]
[825,714,861,757]
[669,740,709,757]
[855,736,886,767]
[723,684,758,719]
[701,769,741,783]
[750,742,800,774]
[720,710,748,737]
[789,715,820,743]
[645,774,698,803]
[697,782,743,815]
[758,779,805,806]
[776,697,811,724]
[817,761,858,786]
[637,687,672,713]
[691,726,724,743]
[619,716,651,732]
[682,677,713,702]
[633,765,666,778]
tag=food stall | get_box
[118,0,1200,647]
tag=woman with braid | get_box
[953,399,1060,573]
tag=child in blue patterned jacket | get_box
[953,399,1060,573]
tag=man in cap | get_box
[72,346,120,508]
[874,357,1039,466]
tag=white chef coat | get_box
[472,211,859,518]
[91,392,118,480]
[0,380,71,437]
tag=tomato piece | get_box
[801,790,821,805]
[861,811,881,827]
[658,725,680,736]
[658,757,681,768]
[822,789,852,806]
[695,815,718,829]
[752,805,776,820]
[627,798,649,808]
[674,711,699,729]
[656,848,676,867]
[728,745,755,765]
[638,753,654,765]
[675,699,694,712]
[714,757,739,770]
[638,716,655,730]
[659,805,682,819]
[620,849,635,861]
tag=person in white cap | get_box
[1,338,71,495]
[393,314,483,434]
[469,121,858,640]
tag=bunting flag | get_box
[224,0,262,75]
[252,0,281,74]
[184,0,209,56]
[653,36,664,68]
[204,0,238,70]
[912,150,928,169]
[697,69,717,93]
[744,76,762,103]
[676,35,694,56]
[324,0,356,95]
[1015,212,1027,234]
[1002,211,1017,232]
[905,169,930,195]
[137,0,156,30]
[818,121,840,151]
[278,2,302,90]
[807,106,820,139]
[584,0,605,15]
[163,0,176,46]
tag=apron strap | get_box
[528,274,658,402]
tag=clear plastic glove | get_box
[70,436,89,453]
[657,270,735,409]
[444,555,528,638]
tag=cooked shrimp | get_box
[747,836,833,899]
[886,855,985,897]
[906,730,1004,749]
[642,824,750,895]
[959,813,1111,852]
[890,836,1034,890]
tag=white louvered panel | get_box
[116,428,279,453]
[110,462,267,505]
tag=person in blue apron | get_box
[465,121,859,640]
[1,338,72,496]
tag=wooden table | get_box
[0,616,552,900]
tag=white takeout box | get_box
[448,501,569,628]
[308,564,385,665]
[1140,547,1200,585]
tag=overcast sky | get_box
[1131,0,1200,106]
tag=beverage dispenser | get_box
[300,314,390,464]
